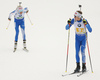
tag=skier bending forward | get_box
[8,5,29,52]
[65,11,92,72]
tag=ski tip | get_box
[62,75,64,77]
[13,51,15,52]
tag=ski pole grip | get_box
[68,18,71,27]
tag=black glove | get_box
[26,10,29,13]
[83,19,87,25]
[8,18,11,21]
[67,19,71,24]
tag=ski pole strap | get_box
[69,24,70,28]
[83,18,87,39]
[84,24,87,39]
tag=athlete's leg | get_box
[75,37,81,63]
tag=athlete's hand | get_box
[26,10,29,13]
[83,19,87,25]
[8,18,11,21]
[67,19,71,24]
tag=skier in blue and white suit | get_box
[8,5,29,52]
[65,11,92,72]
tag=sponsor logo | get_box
[75,12,77,14]
[77,24,81,27]
[76,28,84,32]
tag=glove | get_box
[83,19,87,25]
[26,10,29,13]
[67,19,71,24]
[8,18,11,21]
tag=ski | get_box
[62,71,82,77]
[77,70,88,77]
[13,48,16,52]
[13,48,29,52]
[23,48,29,52]
[13,50,16,52]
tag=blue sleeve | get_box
[8,10,16,19]
[10,10,16,14]
[85,19,92,32]
[24,7,28,10]
[65,18,74,30]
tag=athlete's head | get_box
[74,10,82,21]
[16,6,23,14]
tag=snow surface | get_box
[0,0,100,80]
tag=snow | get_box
[0,0,100,80]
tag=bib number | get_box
[76,28,84,32]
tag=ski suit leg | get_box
[20,21,26,40]
[15,22,19,42]
[81,38,86,63]
[75,37,81,63]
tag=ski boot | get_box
[74,63,80,73]
[82,63,86,72]
[13,48,16,52]
[23,40,28,52]
[13,41,17,52]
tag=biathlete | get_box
[65,10,92,72]
[8,3,29,52]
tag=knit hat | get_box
[74,11,82,18]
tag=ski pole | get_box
[65,23,70,72]
[26,13,33,25]
[6,21,11,29]
[84,23,93,73]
